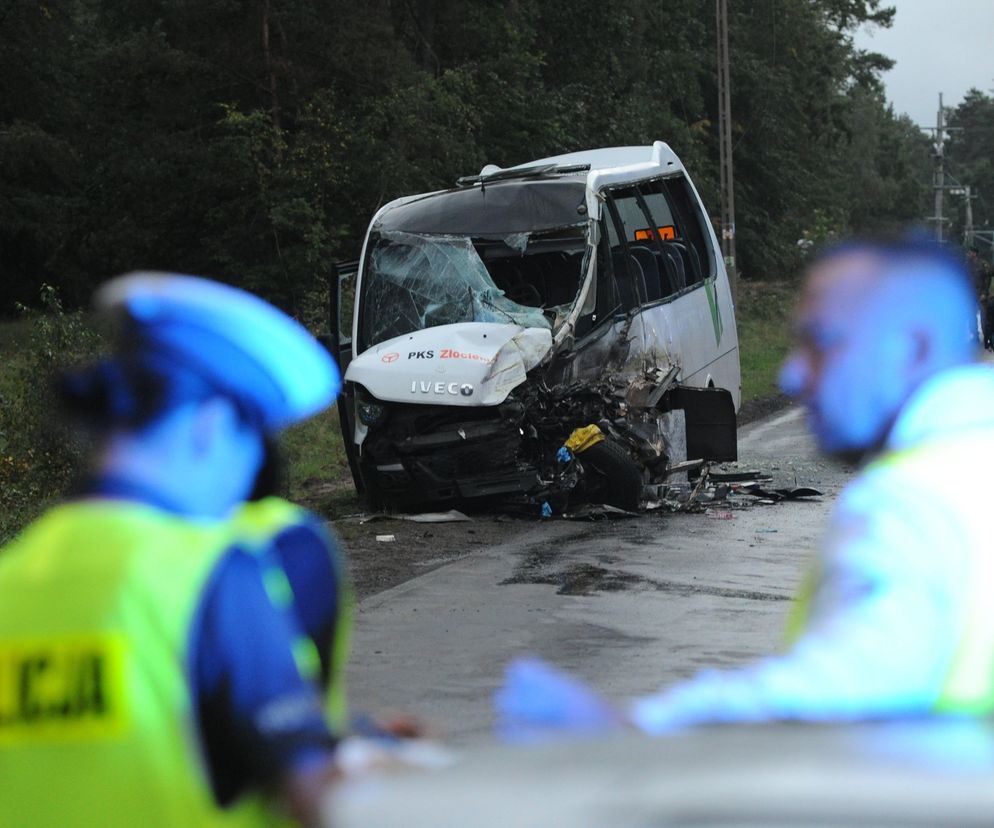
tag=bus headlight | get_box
[356,388,387,427]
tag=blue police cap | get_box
[95,272,341,432]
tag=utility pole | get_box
[716,0,737,300]
[924,95,968,245]
[964,185,974,244]
[933,93,946,242]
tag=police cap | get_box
[95,272,341,432]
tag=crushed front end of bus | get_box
[337,146,738,513]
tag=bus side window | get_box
[604,196,649,309]
[639,177,714,285]
[636,182,686,291]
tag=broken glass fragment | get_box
[503,232,530,254]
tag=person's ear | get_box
[190,397,236,457]
[883,328,932,397]
[880,324,925,367]
[907,328,931,371]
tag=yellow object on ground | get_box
[565,424,605,454]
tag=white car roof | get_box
[373,142,686,232]
[483,141,686,201]
[501,141,681,174]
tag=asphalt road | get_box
[346,405,858,744]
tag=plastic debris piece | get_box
[563,504,639,520]
[541,502,553,518]
[361,510,472,524]
[662,459,705,478]
[706,510,735,520]
[741,485,824,502]
[708,470,773,483]
[686,463,711,507]
[782,487,823,499]
[375,534,396,542]
[557,446,573,464]
[398,510,472,523]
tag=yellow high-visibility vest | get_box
[0,501,310,827]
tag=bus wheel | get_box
[580,439,642,511]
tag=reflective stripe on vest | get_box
[0,501,285,827]
[783,441,994,714]
[233,498,353,732]
[783,564,820,647]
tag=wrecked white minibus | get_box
[328,142,740,512]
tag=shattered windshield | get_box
[361,231,553,347]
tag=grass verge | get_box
[735,279,795,403]
[280,406,358,517]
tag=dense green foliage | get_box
[0,290,103,541]
[2,0,933,314]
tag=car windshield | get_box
[360,229,589,348]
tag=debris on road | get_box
[642,464,822,516]
[362,510,473,525]
[738,484,823,502]
[343,465,822,539]
[561,504,640,521]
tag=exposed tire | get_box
[580,438,643,511]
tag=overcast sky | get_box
[853,0,994,128]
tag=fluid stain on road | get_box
[504,562,792,599]
[502,524,792,600]
[502,563,650,596]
